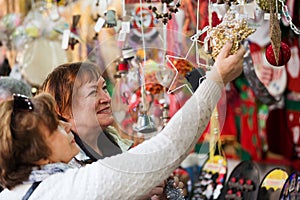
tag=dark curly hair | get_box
[0,93,59,189]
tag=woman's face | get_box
[46,120,79,163]
[71,76,114,133]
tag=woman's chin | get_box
[99,118,114,129]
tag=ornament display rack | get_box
[0,0,300,199]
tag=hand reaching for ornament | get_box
[139,175,185,200]
[207,41,246,85]
[138,181,165,200]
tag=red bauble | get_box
[265,42,291,66]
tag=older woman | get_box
[0,41,244,199]
[41,62,133,161]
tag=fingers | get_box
[177,181,184,189]
[236,43,246,57]
[149,187,164,196]
[150,195,160,200]
[173,176,179,186]
[218,41,233,59]
[159,180,166,188]
[213,43,245,84]
[140,184,165,200]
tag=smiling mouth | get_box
[97,107,111,114]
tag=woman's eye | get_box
[103,85,108,92]
[88,90,97,96]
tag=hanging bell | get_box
[104,10,117,28]
[134,113,157,134]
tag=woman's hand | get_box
[138,181,165,200]
[139,175,185,200]
[208,41,246,85]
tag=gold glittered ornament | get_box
[269,0,282,65]
[208,8,256,59]
[257,0,284,13]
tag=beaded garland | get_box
[146,0,181,24]
[208,9,256,59]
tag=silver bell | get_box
[133,113,157,134]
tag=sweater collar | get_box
[25,162,70,183]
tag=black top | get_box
[72,130,123,163]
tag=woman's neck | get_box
[72,127,104,156]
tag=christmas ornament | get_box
[265,42,291,66]
[165,54,194,94]
[147,0,181,25]
[220,160,260,200]
[208,8,256,59]
[279,172,300,199]
[104,10,117,28]
[257,0,284,13]
[258,168,288,200]
[164,177,185,200]
[68,15,81,50]
[133,62,157,134]
[269,0,281,65]
[172,59,194,77]
[143,60,164,95]
[131,6,159,43]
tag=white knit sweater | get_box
[0,79,222,200]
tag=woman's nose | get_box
[98,91,111,103]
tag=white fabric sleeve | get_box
[30,79,222,200]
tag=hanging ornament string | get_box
[200,0,213,69]
[122,0,126,17]
[208,0,212,29]
[189,0,210,69]
[279,0,300,34]
[195,0,200,68]
[161,2,170,107]
[163,2,168,64]
[139,0,147,64]
[139,0,149,112]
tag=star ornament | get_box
[160,27,211,95]
[164,54,194,95]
